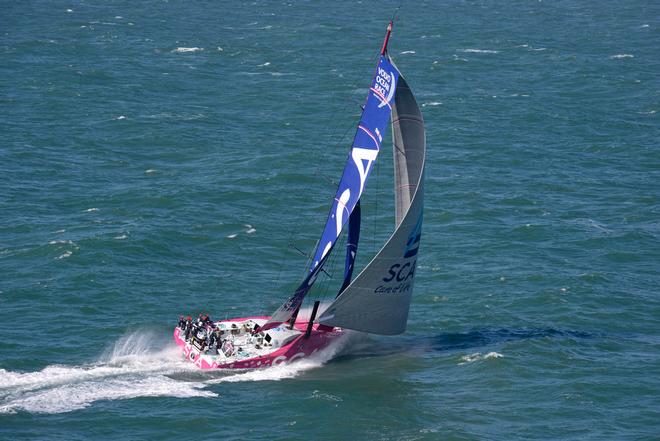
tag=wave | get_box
[609,54,634,59]
[172,47,203,53]
[458,48,499,54]
[458,351,503,365]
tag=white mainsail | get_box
[318,71,426,335]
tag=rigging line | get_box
[373,148,381,255]
[315,116,359,187]
[287,63,368,280]
[312,70,370,181]
[266,227,299,317]
[275,229,297,285]
[289,242,332,278]
[317,228,344,303]
[391,4,402,23]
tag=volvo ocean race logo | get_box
[375,212,423,294]
[372,66,396,109]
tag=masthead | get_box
[380,21,393,55]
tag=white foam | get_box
[114,234,127,240]
[0,330,210,414]
[311,390,343,401]
[400,50,416,54]
[258,62,271,67]
[517,44,546,51]
[422,102,442,107]
[609,54,634,59]
[116,115,126,120]
[244,224,256,234]
[458,351,503,364]
[226,233,237,239]
[459,48,499,54]
[55,250,72,260]
[0,328,356,414]
[211,359,320,383]
[49,240,74,245]
[83,207,99,212]
[0,375,213,414]
[173,47,203,53]
[484,352,503,359]
[459,353,481,364]
[49,239,78,260]
[145,168,156,174]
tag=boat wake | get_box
[0,327,354,414]
[0,329,211,414]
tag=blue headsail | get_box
[339,200,361,296]
[261,55,400,331]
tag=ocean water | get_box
[1,0,659,439]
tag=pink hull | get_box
[173,316,343,369]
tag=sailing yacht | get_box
[174,21,426,369]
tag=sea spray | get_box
[0,329,212,414]
[100,327,173,363]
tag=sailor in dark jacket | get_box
[184,316,193,340]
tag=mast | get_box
[380,21,393,55]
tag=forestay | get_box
[318,70,426,335]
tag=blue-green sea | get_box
[2,1,659,439]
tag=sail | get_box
[339,200,361,295]
[318,71,426,335]
[260,55,401,331]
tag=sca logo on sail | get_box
[374,213,422,294]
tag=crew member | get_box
[184,316,193,339]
